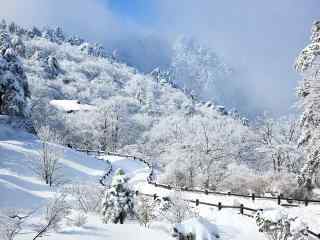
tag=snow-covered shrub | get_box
[172,217,220,240]
[32,193,70,239]
[134,195,157,227]
[101,169,134,224]
[255,209,309,240]
[0,211,23,240]
[67,212,88,227]
[31,125,64,187]
[157,192,197,224]
[270,173,312,200]
[66,184,104,213]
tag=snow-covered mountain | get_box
[1,19,320,240]
[0,19,250,167]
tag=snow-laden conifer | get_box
[101,168,134,224]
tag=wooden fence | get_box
[75,148,320,206]
[76,148,320,239]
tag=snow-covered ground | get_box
[0,123,105,209]
[1,123,320,240]
[49,100,96,113]
[106,154,320,236]
[14,215,174,240]
[0,124,175,240]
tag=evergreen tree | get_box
[0,29,29,117]
[101,169,134,224]
[295,21,320,189]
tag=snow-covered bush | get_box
[172,217,220,240]
[67,212,88,227]
[270,173,312,200]
[134,195,157,227]
[33,194,70,239]
[0,211,23,240]
[31,125,64,187]
[157,192,197,224]
[255,209,309,240]
[101,169,134,224]
[66,184,104,213]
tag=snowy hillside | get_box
[0,123,265,240]
[2,123,320,240]
[0,123,177,240]
[2,18,320,240]
[0,123,105,209]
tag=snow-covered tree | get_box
[32,125,64,187]
[0,30,30,117]
[101,169,134,224]
[256,209,308,240]
[134,195,157,227]
[295,20,320,189]
[0,212,23,240]
[255,116,303,173]
[33,193,70,239]
[80,42,106,58]
[157,192,197,224]
[171,36,231,103]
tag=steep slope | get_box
[0,20,250,167]
[0,123,106,209]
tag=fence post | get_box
[218,202,222,210]
[240,204,244,215]
[277,195,281,205]
[153,194,157,200]
[252,193,255,202]
[196,199,199,206]
[304,197,308,206]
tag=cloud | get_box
[0,0,319,116]
[0,0,122,42]
[152,0,320,115]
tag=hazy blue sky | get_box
[0,0,319,115]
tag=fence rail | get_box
[75,148,320,205]
[137,191,320,238]
[76,147,320,239]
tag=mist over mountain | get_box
[1,0,318,117]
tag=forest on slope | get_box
[1,19,319,200]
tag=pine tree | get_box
[0,29,29,117]
[101,169,134,224]
[295,21,320,189]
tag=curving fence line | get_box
[75,148,320,206]
[76,148,320,239]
